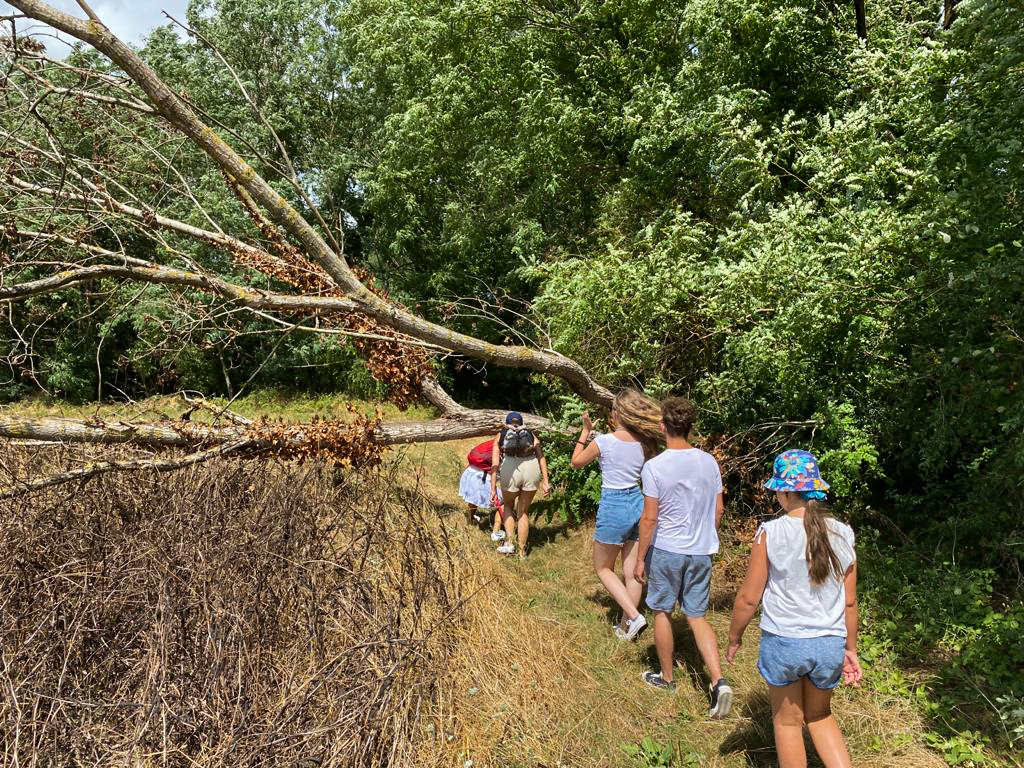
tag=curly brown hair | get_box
[660,397,696,438]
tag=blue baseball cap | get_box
[505,411,524,425]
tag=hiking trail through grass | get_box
[416,437,946,768]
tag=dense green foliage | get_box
[4,0,1023,760]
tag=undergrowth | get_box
[0,442,463,767]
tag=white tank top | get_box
[594,433,645,489]
[757,515,856,638]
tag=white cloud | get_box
[1,0,189,55]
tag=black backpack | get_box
[500,426,534,457]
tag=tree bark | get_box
[854,0,867,41]
[942,0,957,29]
[0,411,556,450]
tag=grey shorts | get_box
[644,548,712,617]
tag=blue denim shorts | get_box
[758,631,846,690]
[594,487,643,546]
[644,548,712,617]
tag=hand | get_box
[633,559,645,584]
[581,410,593,433]
[842,649,862,686]
[541,481,551,497]
[726,639,742,664]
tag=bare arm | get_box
[842,562,862,685]
[489,432,502,498]
[715,491,724,529]
[535,438,551,495]
[726,533,769,662]
[633,495,659,583]
[571,411,599,469]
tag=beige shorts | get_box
[499,456,542,493]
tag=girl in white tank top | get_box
[571,390,661,641]
[726,450,862,768]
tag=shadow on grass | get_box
[717,687,777,766]
[639,614,715,692]
[719,687,831,767]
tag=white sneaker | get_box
[490,531,506,541]
[496,542,515,555]
[623,614,647,641]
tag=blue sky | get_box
[2,0,188,53]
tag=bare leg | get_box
[593,541,639,621]
[492,509,502,534]
[653,610,675,681]
[466,503,476,524]
[620,540,643,616]
[684,615,724,682]
[769,682,808,768]
[502,491,519,543]
[802,679,853,768]
[515,489,537,556]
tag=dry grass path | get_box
[419,437,945,768]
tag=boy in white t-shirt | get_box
[634,397,732,719]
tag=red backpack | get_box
[467,440,494,471]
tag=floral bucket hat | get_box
[765,449,829,500]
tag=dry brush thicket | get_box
[0,443,464,766]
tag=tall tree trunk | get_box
[942,0,957,30]
[854,0,867,41]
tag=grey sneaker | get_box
[496,542,515,554]
[709,678,733,719]
[490,531,506,541]
[642,671,676,691]
[623,614,647,641]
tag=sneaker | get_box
[623,614,647,641]
[490,531,506,542]
[496,542,515,555]
[709,678,733,719]
[613,624,627,640]
[472,513,484,523]
[641,671,676,691]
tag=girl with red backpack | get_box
[459,439,507,539]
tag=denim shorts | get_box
[594,487,643,546]
[644,548,712,617]
[758,631,846,690]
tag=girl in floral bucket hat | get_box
[726,450,861,768]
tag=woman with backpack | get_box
[489,411,550,560]
[459,438,508,540]
[570,389,662,640]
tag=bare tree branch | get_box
[0,438,249,498]
[5,0,614,406]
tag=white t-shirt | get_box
[757,515,856,638]
[594,433,645,489]
[640,448,723,555]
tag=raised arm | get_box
[571,411,600,469]
[726,533,769,662]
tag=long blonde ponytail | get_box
[612,389,662,460]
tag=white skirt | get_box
[458,467,500,508]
